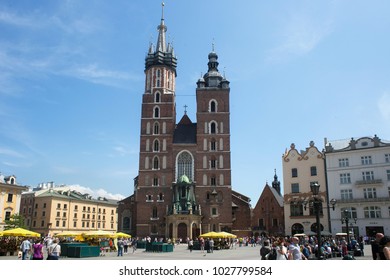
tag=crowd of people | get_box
[7,232,390,260]
[256,233,390,260]
[17,235,61,260]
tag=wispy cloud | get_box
[266,6,334,63]
[0,9,41,28]
[67,184,125,200]
[0,147,25,158]
[378,91,390,120]
[68,64,140,88]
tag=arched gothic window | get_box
[153,157,159,170]
[177,151,193,181]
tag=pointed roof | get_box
[145,2,177,72]
[173,114,196,144]
[178,114,192,125]
[156,2,167,53]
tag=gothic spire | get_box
[145,2,177,73]
[156,2,167,53]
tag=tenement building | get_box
[20,183,118,237]
[119,5,251,240]
[0,175,29,231]
[282,141,332,236]
[324,135,390,237]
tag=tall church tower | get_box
[195,48,233,232]
[136,3,177,237]
[134,4,233,239]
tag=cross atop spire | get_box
[184,105,188,115]
[161,2,165,20]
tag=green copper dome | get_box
[178,174,190,184]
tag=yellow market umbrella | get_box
[115,232,131,238]
[82,230,116,239]
[199,231,220,238]
[74,234,86,242]
[54,231,81,237]
[218,231,237,238]
[0,227,40,238]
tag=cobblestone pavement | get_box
[0,243,373,261]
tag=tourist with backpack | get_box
[260,240,271,260]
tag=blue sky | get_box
[1,0,389,202]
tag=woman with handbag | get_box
[47,238,61,260]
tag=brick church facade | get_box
[118,6,251,240]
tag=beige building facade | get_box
[0,175,29,231]
[20,186,118,237]
[282,141,332,236]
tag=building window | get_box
[361,156,372,165]
[290,204,303,216]
[340,189,353,200]
[5,211,11,221]
[258,219,264,229]
[210,100,217,112]
[155,92,160,103]
[158,193,163,201]
[210,158,216,169]
[7,194,13,202]
[210,122,216,134]
[74,213,77,218]
[177,151,193,181]
[341,207,357,219]
[362,171,374,181]
[211,208,218,216]
[153,156,159,170]
[364,206,381,218]
[154,107,160,118]
[153,139,159,152]
[41,220,45,227]
[63,212,66,218]
[154,122,159,134]
[57,203,61,209]
[56,221,59,227]
[340,173,351,184]
[291,168,298,178]
[73,221,77,227]
[153,177,159,186]
[310,166,317,176]
[42,211,45,217]
[43,203,46,208]
[152,207,158,218]
[210,140,216,151]
[56,212,60,217]
[211,176,216,186]
[339,158,349,167]
[364,188,377,199]
[386,170,390,181]
[273,218,278,227]
[291,183,300,193]
[385,154,390,163]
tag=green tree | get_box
[4,213,25,230]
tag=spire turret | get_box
[145,2,177,74]
[272,169,281,195]
[198,43,229,88]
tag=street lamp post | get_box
[341,209,357,246]
[304,183,336,260]
[310,183,321,260]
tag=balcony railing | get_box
[338,197,390,204]
[355,179,383,186]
